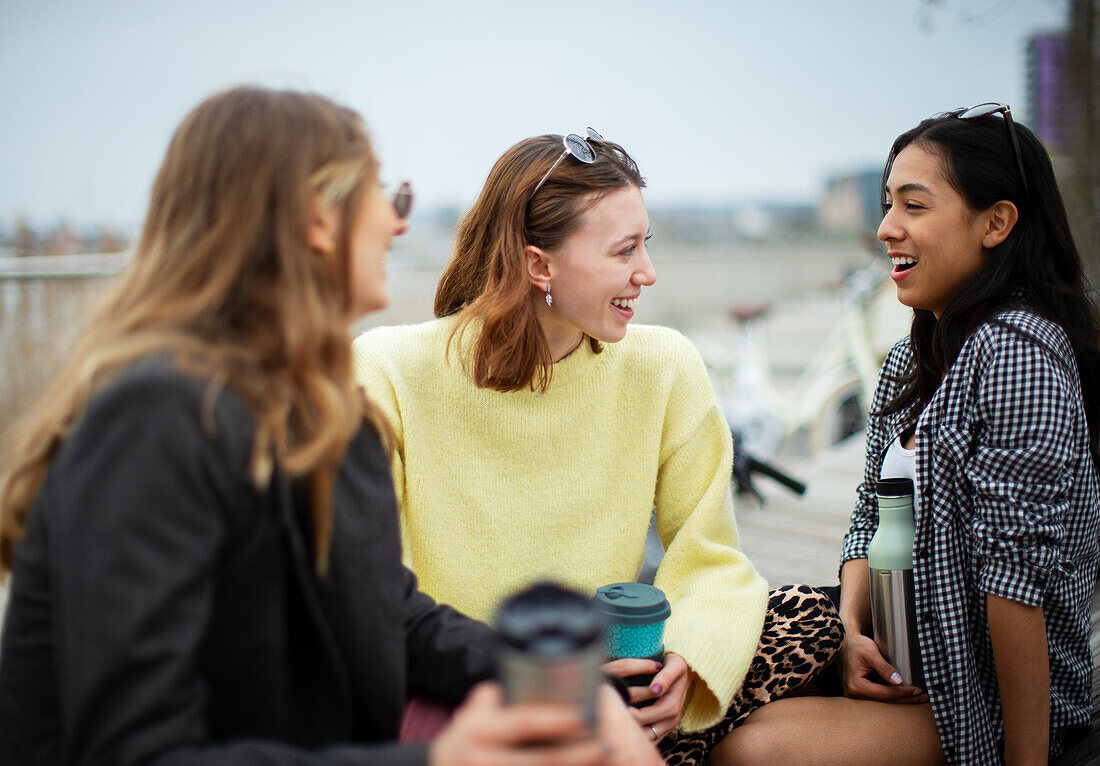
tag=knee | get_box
[763,584,844,660]
[707,724,782,766]
[768,584,839,621]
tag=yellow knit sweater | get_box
[353,317,768,732]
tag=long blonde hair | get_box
[0,86,386,575]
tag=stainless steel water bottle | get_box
[868,477,924,688]
[495,582,603,731]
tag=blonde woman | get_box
[0,89,658,766]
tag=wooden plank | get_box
[734,435,864,586]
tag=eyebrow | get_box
[608,231,649,248]
[886,182,935,196]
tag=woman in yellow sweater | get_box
[354,130,842,764]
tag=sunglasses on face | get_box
[944,103,1028,198]
[388,181,414,219]
[531,127,606,197]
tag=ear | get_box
[981,200,1019,250]
[525,245,552,292]
[307,196,341,255]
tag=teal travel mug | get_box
[593,582,671,706]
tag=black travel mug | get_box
[495,581,604,730]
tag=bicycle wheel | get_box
[808,377,866,454]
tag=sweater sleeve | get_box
[352,332,411,557]
[402,566,498,702]
[651,336,769,733]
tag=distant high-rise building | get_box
[1026,31,1071,153]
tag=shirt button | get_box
[922,611,935,624]
[917,547,929,560]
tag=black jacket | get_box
[0,360,496,765]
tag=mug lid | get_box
[593,582,671,625]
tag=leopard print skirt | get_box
[659,584,843,765]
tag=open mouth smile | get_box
[889,253,918,281]
[611,296,638,318]
[890,254,917,272]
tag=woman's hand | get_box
[596,684,666,765]
[837,559,925,704]
[837,632,926,703]
[603,652,691,742]
[431,681,663,766]
[431,682,605,766]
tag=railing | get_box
[0,251,131,278]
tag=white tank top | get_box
[880,434,917,484]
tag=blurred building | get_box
[817,169,881,235]
[1026,31,1072,154]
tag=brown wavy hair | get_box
[0,86,389,576]
[435,134,644,392]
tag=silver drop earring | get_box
[545,284,553,307]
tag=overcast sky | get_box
[0,0,1067,231]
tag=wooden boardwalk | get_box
[733,433,865,588]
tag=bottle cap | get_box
[876,477,914,498]
[593,582,671,625]
[496,582,602,655]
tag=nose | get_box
[877,207,900,244]
[633,246,657,286]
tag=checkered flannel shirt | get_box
[840,308,1100,765]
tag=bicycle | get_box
[693,259,910,498]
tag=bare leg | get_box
[707,697,946,766]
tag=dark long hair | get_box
[879,113,1100,467]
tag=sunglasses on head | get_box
[943,102,1028,198]
[388,181,414,219]
[531,127,606,197]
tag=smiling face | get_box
[879,144,990,318]
[348,180,408,317]
[534,185,655,358]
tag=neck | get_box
[548,330,585,363]
[535,302,585,362]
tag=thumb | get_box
[462,681,504,711]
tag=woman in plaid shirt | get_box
[711,109,1100,766]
